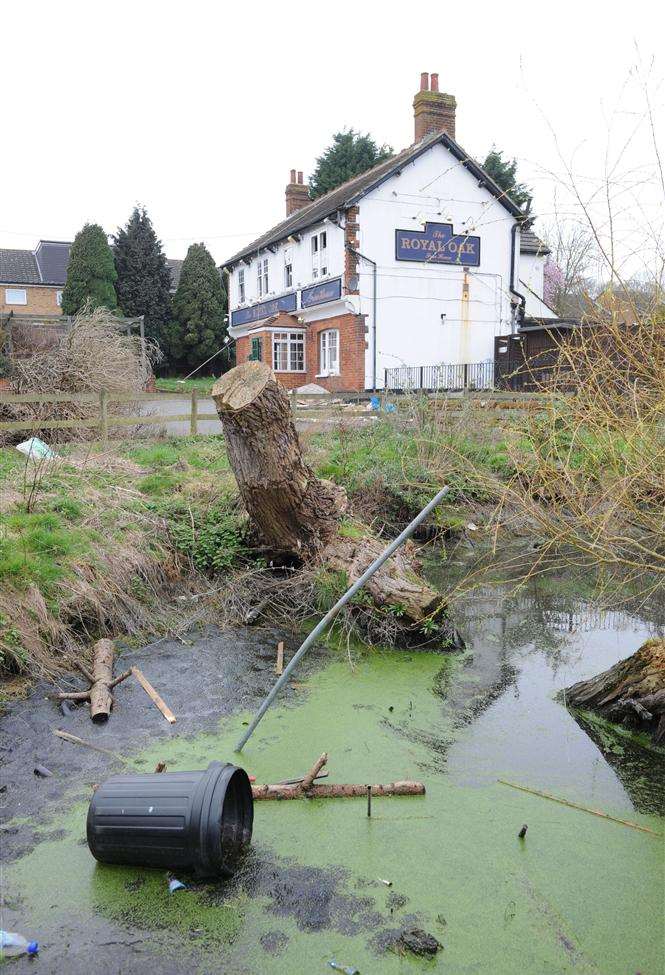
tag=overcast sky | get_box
[3,1,663,272]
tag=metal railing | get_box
[384,361,495,392]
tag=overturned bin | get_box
[87,760,253,877]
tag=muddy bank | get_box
[0,624,326,862]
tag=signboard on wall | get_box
[395,222,480,267]
[301,277,342,309]
[231,291,297,327]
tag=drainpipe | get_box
[510,223,526,333]
[346,245,377,390]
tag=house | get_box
[0,241,184,316]
[224,72,556,392]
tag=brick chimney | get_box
[285,170,310,216]
[413,72,456,142]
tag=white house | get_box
[225,72,556,391]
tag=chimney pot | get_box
[420,71,429,91]
[285,170,310,216]
[413,72,456,142]
[290,168,296,183]
[430,72,439,92]
[297,171,303,184]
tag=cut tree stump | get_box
[212,362,446,636]
[55,639,131,723]
[562,638,665,745]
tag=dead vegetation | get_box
[1,304,161,444]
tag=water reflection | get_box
[425,552,665,817]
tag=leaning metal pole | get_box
[235,485,451,752]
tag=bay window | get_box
[319,329,339,375]
[273,331,305,372]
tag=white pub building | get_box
[225,72,555,391]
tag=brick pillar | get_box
[413,72,456,142]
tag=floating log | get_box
[131,667,177,724]
[55,639,131,723]
[252,780,425,801]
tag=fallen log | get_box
[55,639,131,723]
[562,638,665,746]
[252,780,425,801]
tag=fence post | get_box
[463,363,469,392]
[290,390,298,421]
[190,387,198,436]
[99,389,109,446]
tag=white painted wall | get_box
[519,252,557,318]
[228,219,345,314]
[355,141,518,387]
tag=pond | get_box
[2,550,663,973]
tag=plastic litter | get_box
[33,764,53,778]
[328,961,359,974]
[518,824,528,838]
[378,877,392,886]
[1,930,39,958]
[15,437,57,462]
[168,878,187,893]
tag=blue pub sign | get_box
[301,277,342,308]
[231,291,297,327]
[395,221,480,267]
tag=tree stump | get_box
[212,362,447,636]
[55,639,131,723]
[212,362,347,556]
[562,638,665,745]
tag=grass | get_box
[0,411,526,679]
[155,376,217,394]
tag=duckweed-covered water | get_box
[2,556,664,973]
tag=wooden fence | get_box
[0,389,220,444]
[0,388,354,443]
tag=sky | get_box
[2,1,664,275]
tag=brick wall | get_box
[0,285,63,316]
[234,312,367,392]
[344,206,360,294]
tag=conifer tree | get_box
[61,223,118,314]
[113,206,173,346]
[309,130,392,199]
[482,148,534,227]
[167,243,228,372]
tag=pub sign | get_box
[395,222,480,267]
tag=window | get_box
[261,257,269,295]
[257,261,263,297]
[319,329,339,375]
[284,247,293,289]
[273,331,305,372]
[311,231,327,279]
[56,290,63,307]
[238,269,245,304]
[249,336,262,361]
[5,288,27,305]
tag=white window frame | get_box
[272,331,305,372]
[319,328,340,376]
[311,231,327,280]
[56,290,63,307]
[284,247,293,289]
[5,287,27,305]
[262,257,269,295]
[256,260,263,297]
[238,269,245,304]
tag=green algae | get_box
[4,648,664,974]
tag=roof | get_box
[0,248,41,284]
[166,258,183,291]
[1,240,183,290]
[224,130,526,267]
[520,229,550,256]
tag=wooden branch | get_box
[131,667,176,724]
[300,752,328,792]
[252,780,425,801]
[498,780,661,836]
[276,641,284,675]
[53,640,126,721]
[53,729,134,767]
[108,669,132,690]
[75,660,95,684]
[53,690,91,701]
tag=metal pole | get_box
[235,484,450,752]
